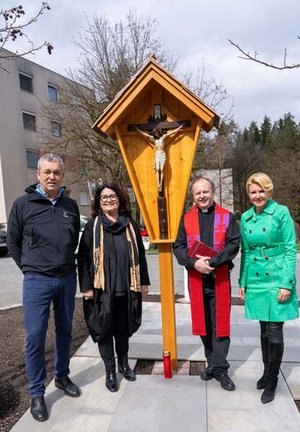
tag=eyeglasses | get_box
[100,194,118,203]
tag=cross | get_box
[128,106,190,239]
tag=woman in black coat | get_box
[78,183,150,392]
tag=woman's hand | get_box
[83,289,94,300]
[239,287,246,300]
[278,288,291,303]
[142,285,149,299]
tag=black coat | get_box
[77,217,150,342]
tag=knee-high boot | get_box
[257,335,269,390]
[261,341,284,404]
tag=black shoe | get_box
[200,367,214,381]
[261,377,278,404]
[118,362,136,382]
[30,396,48,422]
[106,371,119,392]
[214,372,235,391]
[55,376,81,397]
[257,371,268,390]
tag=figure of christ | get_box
[135,124,183,192]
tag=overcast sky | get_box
[4,0,300,128]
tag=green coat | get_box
[239,199,299,322]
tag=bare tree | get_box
[73,10,177,106]
[42,11,232,191]
[228,38,300,70]
[0,2,53,63]
[41,11,177,189]
[183,61,233,121]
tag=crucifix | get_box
[128,105,190,239]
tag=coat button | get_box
[265,272,269,276]
[262,228,266,231]
[265,257,269,260]
[256,272,259,276]
[254,257,257,261]
[249,230,252,233]
[290,280,293,284]
[254,244,257,248]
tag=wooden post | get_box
[158,242,177,370]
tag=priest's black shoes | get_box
[214,372,236,391]
[55,375,81,397]
[200,367,214,381]
[30,396,48,422]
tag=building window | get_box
[80,192,89,206]
[26,149,39,169]
[48,84,58,102]
[23,112,36,131]
[19,72,33,92]
[51,121,62,137]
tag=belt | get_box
[249,245,284,258]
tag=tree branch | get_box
[228,38,300,70]
[0,2,53,59]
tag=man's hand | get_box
[239,288,245,300]
[194,255,214,274]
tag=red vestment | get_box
[184,204,231,337]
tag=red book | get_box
[189,240,217,258]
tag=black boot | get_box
[257,335,268,390]
[105,369,118,392]
[261,376,278,404]
[261,341,283,404]
[118,356,136,382]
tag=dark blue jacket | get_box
[7,184,80,277]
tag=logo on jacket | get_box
[63,210,69,218]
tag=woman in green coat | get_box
[239,173,299,404]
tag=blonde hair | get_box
[246,172,273,195]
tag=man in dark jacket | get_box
[174,176,240,391]
[7,154,81,422]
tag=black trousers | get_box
[98,295,129,370]
[200,294,230,374]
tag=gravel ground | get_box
[0,298,89,432]
[0,296,299,431]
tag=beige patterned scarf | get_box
[93,216,141,292]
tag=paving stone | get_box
[11,302,300,431]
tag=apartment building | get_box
[0,48,91,225]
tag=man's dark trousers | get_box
[23,272,77,396]
[200,293,230,375]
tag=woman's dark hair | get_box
[92,182,131,217]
